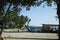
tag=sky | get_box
[20,3,59,26]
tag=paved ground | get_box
[4,38,58,40]
[2,29,59,40]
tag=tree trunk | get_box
[58,18,60,40]
[0,26,3,40]
[0,27,3,35]
[57,1,60,40]
[0,3,12,40]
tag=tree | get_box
[0,0,40,39]
[25,18,31,32]
[55,16,58,21]
[4,10,20,29]
[17,15,30,32]
[0,0,60,40]
[7,11,29,29]
[36,0,60,40]
[18,15,29,28]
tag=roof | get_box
[42,24,59,26]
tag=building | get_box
[41,24,59,33]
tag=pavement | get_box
[1,29,59,40]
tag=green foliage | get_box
[18,15,30,28]
[0,0,58,30]
[43,0,53,6]
[0,0,40,27]
[7,13,30,29]
[0,0,59,36]
[0,0,40,11]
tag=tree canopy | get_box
[0,0,60,40]
[0,0,40,27]
[0,0,40,36]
